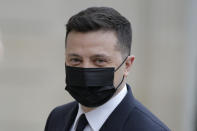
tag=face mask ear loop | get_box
[114,56,128,91]
[115,76,125,91]
[115,56,128,72]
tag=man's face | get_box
[65,30,133,88]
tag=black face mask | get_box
[65,57,127,107]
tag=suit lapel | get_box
[100,84,135,131]
[64,102,78,131]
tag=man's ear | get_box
[124,55,135,77]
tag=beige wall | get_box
[0,0,196,131]
[0,32,3,61]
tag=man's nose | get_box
[81,61,95,68]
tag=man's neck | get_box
[81,106,95,113]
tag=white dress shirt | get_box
[70,84,127,131]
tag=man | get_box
[45,7,170,131]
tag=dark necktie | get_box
[76,114,88,131]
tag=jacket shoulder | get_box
[125,99,171,131]
[44,101,78,131]
[52,101,77,113]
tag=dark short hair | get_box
[65,7,132,58]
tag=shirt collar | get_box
[73,84,127,131]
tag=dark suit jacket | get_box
[45,84,170,131]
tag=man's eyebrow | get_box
[90,54,111,59]
[67,53,111,59]
[67,53,81,57]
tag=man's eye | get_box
[95,59,107,64]
[70,58,81,63]
[97,59,104,63]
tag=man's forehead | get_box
[66,53,111,58]
[66,30,117,43]
[65,30,123,60]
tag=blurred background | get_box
[0,0,196,131]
